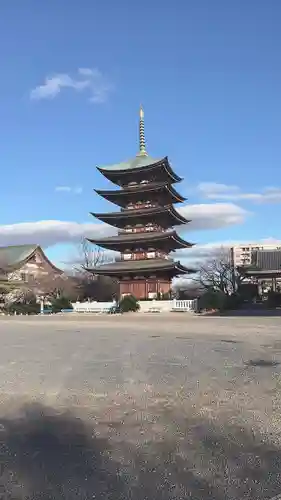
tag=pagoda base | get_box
[119,277,171,300]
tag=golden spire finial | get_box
[139,104,147,156]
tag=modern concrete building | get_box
[230,242,281,267]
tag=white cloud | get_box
[179,202,248,230]
[198,182,239,195]
[30,68,113,103]
[55,186,83,194]
[0,202,247,248]
[198,182,281,203]
[78,68,95,76]
[0,220,113,247]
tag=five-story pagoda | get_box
[88,107,195,299]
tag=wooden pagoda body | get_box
[88,109,195,299]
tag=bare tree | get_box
[0,256,21,300]
[80,239,104,270]
[25,272,80,301]
[193,248,245,296]
[75,239,113,274]
[173,281,204,300]
[71,239,118,301]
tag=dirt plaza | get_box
[0,313,281,499]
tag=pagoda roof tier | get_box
[87,258,196,279]
[91,205,189,230]
[88,230,193,252]
[95,182,186,208]
[97,156,182,187]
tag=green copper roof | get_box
[99,154,162,172]
[0,244,38,268]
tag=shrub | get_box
[119,294,140,313]
[4,301,40,315]
[224,293,243,310]
[51,296,73,313]
[198,290,226,311]
[198,290,243,312]
[266,291,281,308]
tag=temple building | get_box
[239,249,281,293]
[88,107,195,299]
[0,244,63,291]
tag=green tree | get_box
[119,294,140,313]
[51,296,73,313]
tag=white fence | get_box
[72,301,115,314]
[172,299,197,311]
[71,299,197,314]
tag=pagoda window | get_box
[145,223,154,232]
[147,251,156,259]
[135,224,144,233]
[145,200,154,208]
[123,253,132,260]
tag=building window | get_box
[20,272,26,282]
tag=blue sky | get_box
[1,1,281,266]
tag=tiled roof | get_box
[98,154,162,171]
[88,230,193,250]
[91,205,189,228]
[88,258,196,275]
[0,244,38,268]
[95,182,186,203]
[0,244,63,273]
[89,230,186,243]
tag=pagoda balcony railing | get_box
[121,202,158,211]
[116,252,169,262]
[119,225,166,234]
[123,179,157,189]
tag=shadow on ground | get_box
[0,402,281,499]
[208,303,281,317]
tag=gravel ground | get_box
[0,313,281,499]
